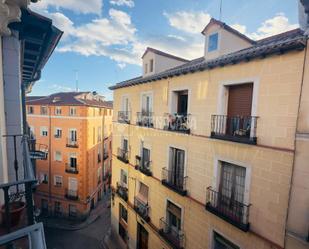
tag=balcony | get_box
[117,148,129,164]
[163,113,191,134]
[134,197,150,222]
[28,139,48,160]
[65,164,78,174]
[135,156,152,176]
[118,111,130,124]
[136,112,154,127]
[66,138,78,148]
[159,217,184,249]
[116,182,128,202]
[65,189,79,201]
[210,115,258,145]
[161,168,187,196]
[205,187,251,232]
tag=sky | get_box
[29,0,299,100]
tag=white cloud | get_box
[117,63,127,69]
[164,11,211,33]
[30,0,103,15]
[49,84,74,92]
[231,13,298,40]
[110,0,134,8]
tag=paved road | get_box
[44,193,111,249]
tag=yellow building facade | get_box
[110,19,309,249]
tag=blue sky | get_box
[29,0,299,100]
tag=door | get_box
[142,148,150,168]
[70,129,77,142]
[219,162,246,221]
[123,139,128,152]
[177,91,188,115]
[227,83,253,135]
[137,223,148,249]
[169,148,185,189]
[142,94,152,114]
[68,177,78,196]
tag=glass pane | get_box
[208,33,219,52]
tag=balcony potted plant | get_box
[0,192,26,227]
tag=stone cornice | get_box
[0,0,30,36]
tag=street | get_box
[44,193,111,249]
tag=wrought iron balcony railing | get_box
[66,138,78,148]
[159,217,185,249]
[161,168,187,196]
[135,155,152,176]
[134,197,150,222]
[65,163,78,174]
[211,115,258,144]
[164,113,191,134]
[205,187,251,232]
[116,182,128,202]
[118,111,130,124]
[117,148,129,164]
[136,112,154,127]
[65,189,79,201]
[28,139,48,160]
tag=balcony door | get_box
[68,177,78,196]
[169,147,185,188]
[69,129,77,142]
[123,139,128,152]
[142,147,150,167]
[219,162,246,220]
[227,83,253,136]
[141,93,152,114]
[167,201,181,233]
[137,223,148,249]
[177,90,188,115]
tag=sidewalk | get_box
[40,192,111,231]
[102,228,124,249]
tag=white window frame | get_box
[68,153,77,167]
[69,128,77,142]
[166,144,188,178]
[120,169,128,186]
[54,127,62,138]
[69,107,77,116]
[54,151,62,162]
[213,156,252,206]
[40,127,48,137]
[168,87,191,115]
[207,31,220,52]
[54,175,63,187]
[149,59,154,72]
[140,91,153,113]
[165,198,184,230]
[55,106,62,115]
[209,228,242,249]
[40,106,47,115]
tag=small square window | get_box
[55,128,62,138]
[208,33,219,52]
[40,127,48,137]
[41,106,47,115]
[55,107,62,115]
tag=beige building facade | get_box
[109,12,309,249]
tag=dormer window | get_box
[144,63,148,74]
[208,32,219,52]
[149,59,154,72]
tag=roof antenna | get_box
[219,0,223,21]
[74,69,79,92]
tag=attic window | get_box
[150,59,154,72]
[208,33,219,52]
[144,63,148,74]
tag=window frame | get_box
[208,32,219,52]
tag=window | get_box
[144,63,148,74]
[141,93,152,114]
[55,107,62,115]
[40,106,47,115]
[28,106,34,114]
[168,147,185,187]
[41,199,48,214]
[54,128,62,138]
[68,177,78,193]
[69,107,77,116]
[54,151,62,161]
[54,175,62,187]
[120,169,127,186]
[40,173,48,184]
[167,201,181,231]
[213,232,240,249]
[69,204,77,217]
[54,201,61,214]
[40,127,48,137]
[29,126,35,139]
[97,167,102,183]
[149,59,154,72]
[69,153,77,168]
[119,222,127,243]
[136,182,148,204]
[69,129,77,142]
[119,203,128,223]
[208,32,219,52]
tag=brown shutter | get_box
[227,83,253,117]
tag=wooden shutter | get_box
[227,83,253,117]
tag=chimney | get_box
[299,0,309,32]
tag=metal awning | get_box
[9,8,63,91]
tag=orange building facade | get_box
[26,92,113,220]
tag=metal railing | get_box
[161,168,187,196]
[164,113,191,134]
[65,189,78,201]
[205,187,251,231]
[65,163,78,174]
[28,139,48,161]
[134,197,149,221]
[135,156,152,176]
[117,148,129,163]
[66,138,78,148]
[211,115,258,144]
[136,112,154,127]
[116,182,128,202]
[118,111,130,124]
[159,217,185,249]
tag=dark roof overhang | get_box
[9,8,63,92]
